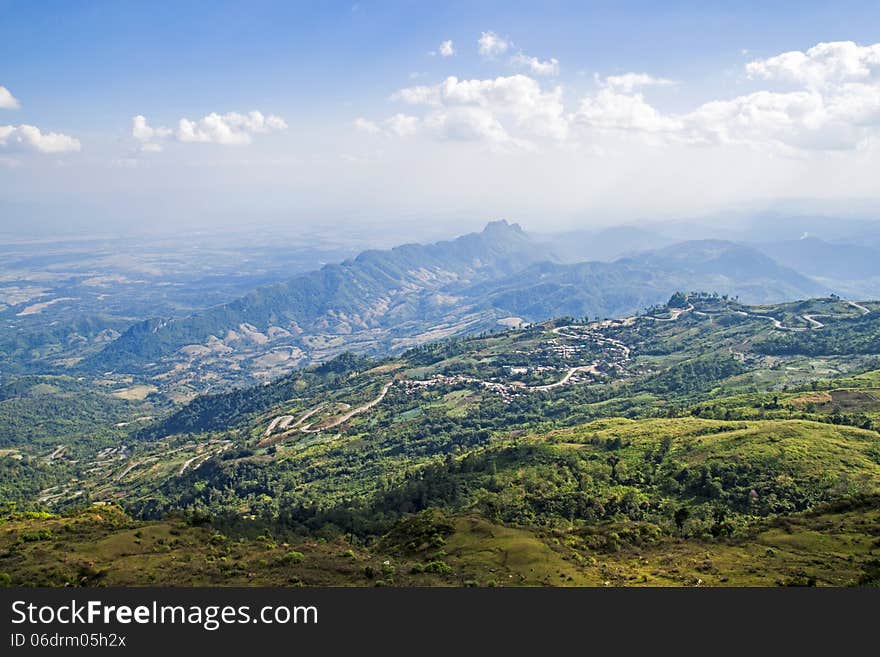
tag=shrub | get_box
[423,560,452,575]
[279,550,304,565]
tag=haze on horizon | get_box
[2,1,880,240]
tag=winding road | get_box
[263,297,875,437]
[643,304,694,322]
[299,380,394,433]
[848,300,871,315]
[528,364,599,391]
[801,314,824,328]
[732,310,806,331]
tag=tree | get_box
[607,455,621,482]
[668,291,689,309]
[674,506,690,536]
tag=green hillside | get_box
[79,224,827,396]
[2,292,880,586]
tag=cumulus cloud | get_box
[478,31,509,58]
[132,115,171,142]
[575,90,682,134]
[0,124,81,153]
[682,91,826,148]
[390,84,441,106]
[385,113,420,137]
[385,74,568,145]
[424,106,512,143]
[511,54,559,77]
[132,110,287,150]
[438,40,454,57]
[681,42,880,150]
[0,86,20,109]
[651,41,880,151]
[603,73,676,93]
[354,117,382,134]
[0,85,81,155]
[573,73,680,134]
[355,114,419,137]
[363,39,880,154]
[576,42,880,151]
[746,41,880,88]
[131,115,172,151]
[177,111,287,144]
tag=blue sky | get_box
[2,1,880,235]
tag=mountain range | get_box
[85,221,849,390]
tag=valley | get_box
[3,291,880,586]
[7,5,880,604]
[5,221,840,400]
[3,220,880,587]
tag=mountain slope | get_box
[85,221,551,376]
[85,232,827,391]
[757,237,880,277]
[6,293,880,587]
[755,237,880,298]
[471,240,827,322]
[536,225,674,263]
[625,240,825,294]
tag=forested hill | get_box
[84,220,552,373]
[4,293,880,587]
[83,222,828,392]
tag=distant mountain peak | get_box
[482,219,523,235]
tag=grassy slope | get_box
[551,417,880,485]
[4,295,880,586]
[2,499,878,587]
[3,412,879,587]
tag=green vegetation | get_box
[3,292,880,586]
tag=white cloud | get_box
[746,41,880,88]
[573,74,680,136]
[132,115,171,151]
[575,89,682,134]
[603,73,675,93]
[684,91,828,148]
[0,124,81,153]
[354,117,382,134]
[132,110,287,149]
[576,44,880,152]
[438,40,455,57]
[424,107,512,143]
[385,113,420,137]
[177,111,287,144]
[391,84,441,106]
[0,86,80,155]
[384,74,568,145]
[132,115,172,142]
[478,31,509,58]
[0,86,20,110]
[367,39,880,154]
[355,114,419,137]
[512,54,559,77]
[574,83,841,150]
[682,42,880,151]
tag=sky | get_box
[2,0,880,237]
